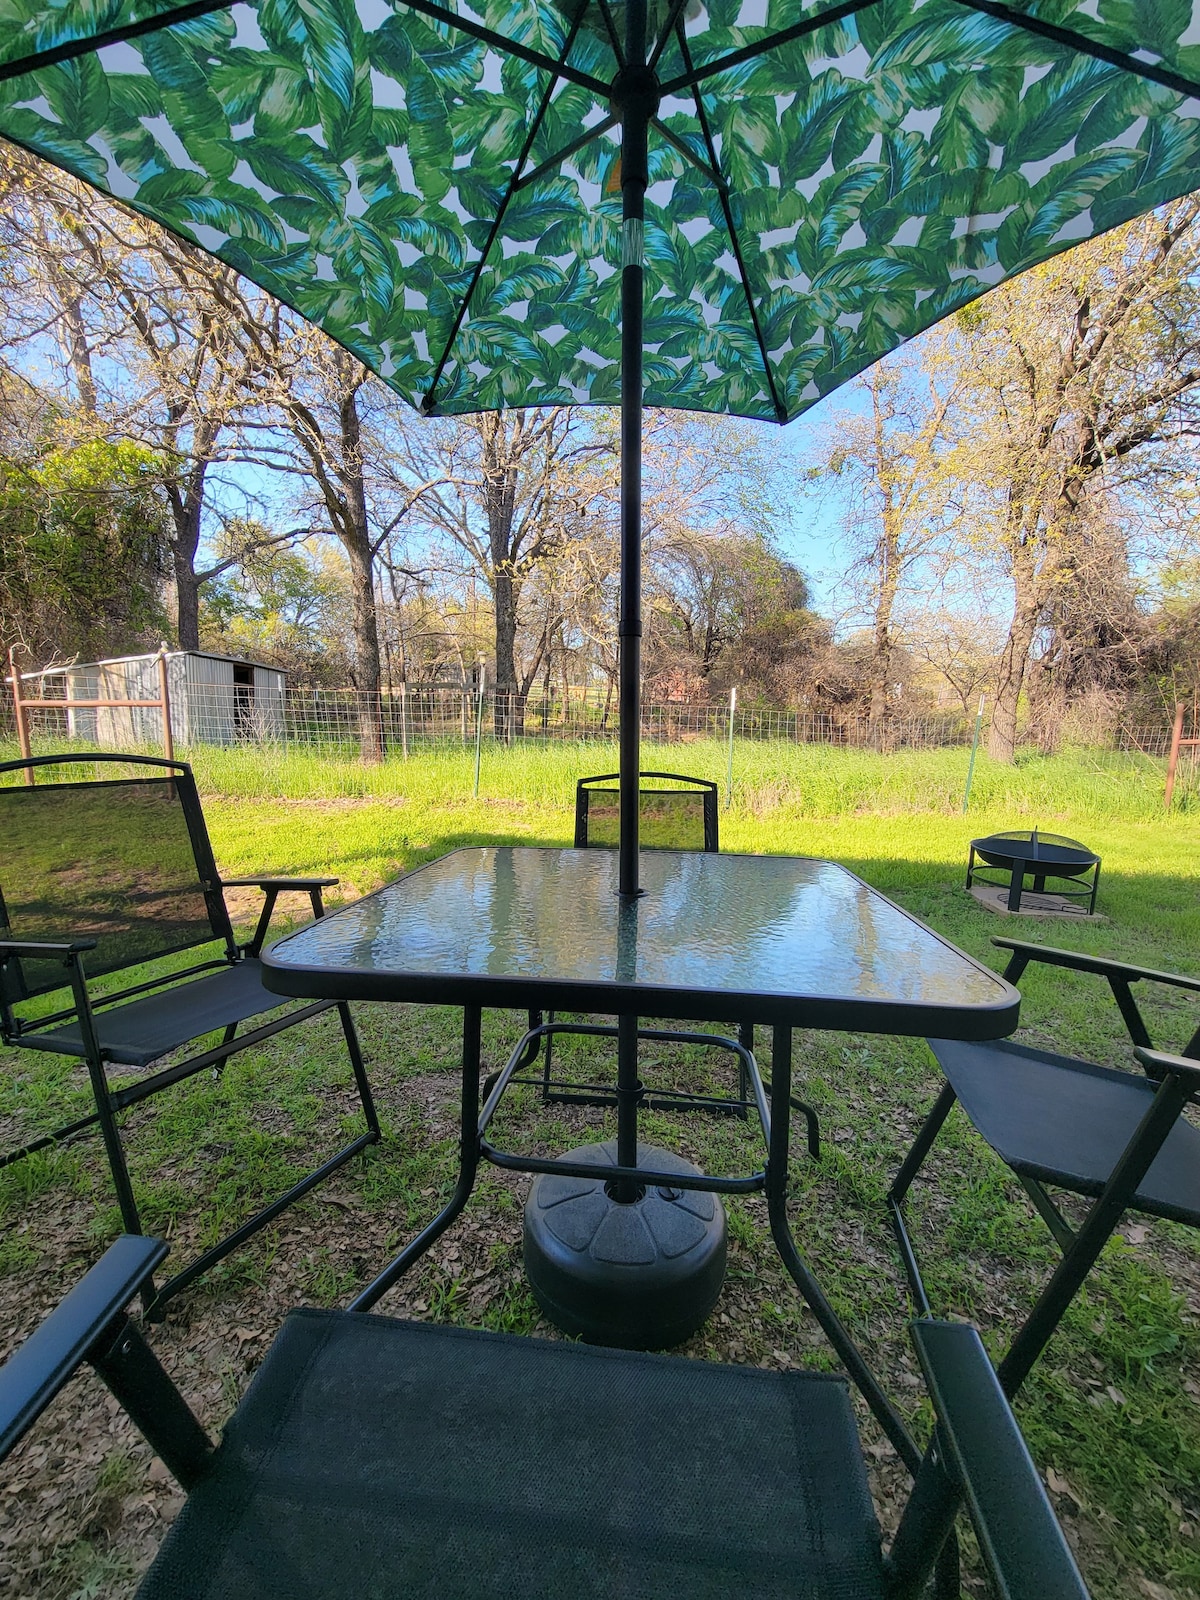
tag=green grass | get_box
[1,740,1197,1599]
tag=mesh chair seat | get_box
[930,1038,1200,1228]
[25,958,298,1068]
[140,1310,882,1600]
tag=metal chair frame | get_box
[888,936,1200,1398]
[490,770,819,1158]
[0,1231,1091,1600]
[0,754,379,1316]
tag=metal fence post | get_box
[156,646,174,763]
[725,685,737,809]
[961,695,985,813]
[473,662,486,799]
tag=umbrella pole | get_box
[616,1,654,903]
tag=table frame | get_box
[264,848,1021,1477]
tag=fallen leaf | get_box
[1045,1467,1085,1507]
[1137,1580,1177,1600]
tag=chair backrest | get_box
[574,771,718,852]
[0,754,234,1004]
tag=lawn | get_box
[0,741,1197,1599]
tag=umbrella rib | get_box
[421,8,588,412]
[396,0,608,96]
[594,0,626,68]
[675,26,788,424]
[0,0,613,95]
[515,116,619,192]
[0,0,236,83]
[658,0,883,96]
[947,0,1200,104]
[652,119,726,193]
[648,0,694,73]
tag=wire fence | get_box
[0,680,1179,760]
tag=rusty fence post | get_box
[1165,702,1185,810]
[7,645,34,784]
[156,647,174,763]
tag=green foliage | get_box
[0,433,170,659]
[200,528,353,682]
[3,0,1200,420]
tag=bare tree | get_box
[0,150,292,647]
[936,198,1200,760]
[903,605,1003,718]
[804,357,957,729]
[388,408,610,740]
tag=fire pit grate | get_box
[967,829,1101,916]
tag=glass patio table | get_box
[263,846,1018,1469]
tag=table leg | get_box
[1007,858,1026,912]
[613,1010,643,1202]
[766,1025,921,1474]
[349,1006,482,1313]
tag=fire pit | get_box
[967,829,1101,915]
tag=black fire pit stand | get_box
[967,829,1101,915]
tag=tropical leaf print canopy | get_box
[2,0,1200,422]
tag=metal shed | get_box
[53,651,286,747]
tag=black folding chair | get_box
[0,1231,1090,1600]
[0,754,379,1316]
[496,771,818,1158]
[574,769,719,852]
[888,937,1200,1397]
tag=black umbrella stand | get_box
[524,0,728,1350]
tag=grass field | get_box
[1,740,1197,1599]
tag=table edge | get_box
[261,846,1020,1038]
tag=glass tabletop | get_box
[263,848,1017,1037]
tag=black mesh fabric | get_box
[583,790,711,852]
[930,1038,1200,1227]
[24,959,288,1067]
[139,1311,884,1600]
[0,778,219,1000]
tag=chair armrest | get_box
[992,939,1200,993]
[1134,1046,1200,1089]
[0,938,97,959]
[911,1320,1089,1600]
[226,878,339,956]
[0,1235,166,1461]
[221,877,339,891]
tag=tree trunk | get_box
[989,586,1041,762]
[338,385,385,763]
[168,464,207,650]
[868,605,894,735]
[344,531,384,762]
[492,566,522,742]
[163,420,214,651]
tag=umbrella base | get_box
[523,1141,726,1350]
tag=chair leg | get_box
[998,1069,1195,1398]
[214,1022,238,1077]
[80,1052,156,1308]
[737,1021,753,1121]
[886,1083,959,1318]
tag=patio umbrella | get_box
[3,0,1200,896]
